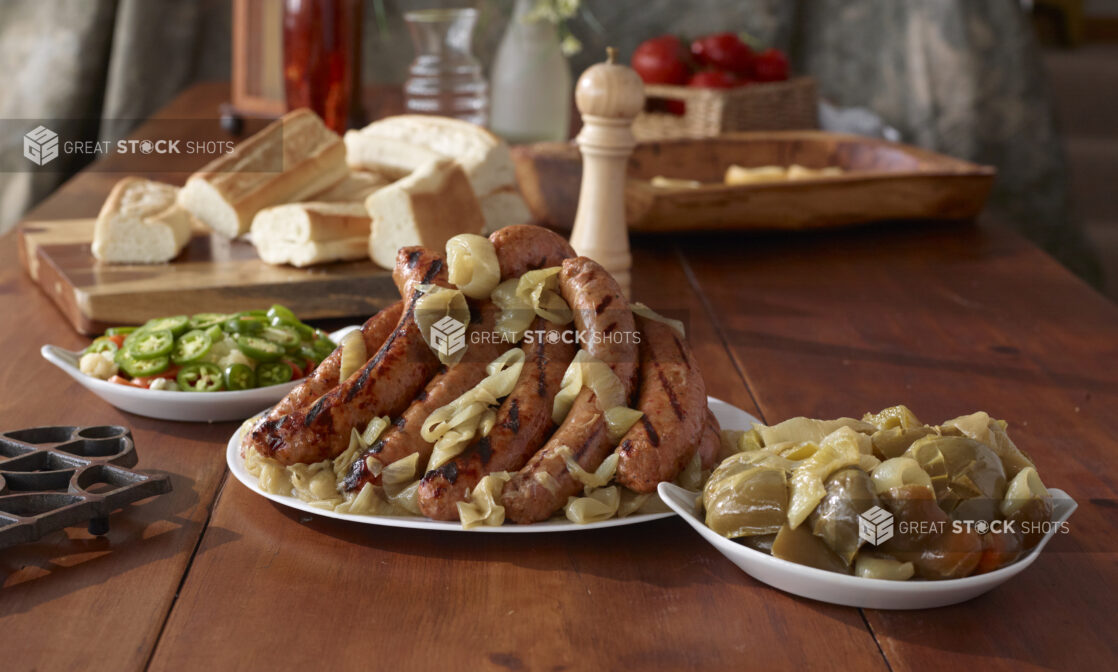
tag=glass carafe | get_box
[403,9,489,126]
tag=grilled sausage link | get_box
[417,318,576,520]
[266,301,403,421]
[500,257,638,524]
[342,303,511,491]
[615,316,708,492]
[246,251,448,465]
[489,224,575,279]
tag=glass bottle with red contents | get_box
[283,0,360,133]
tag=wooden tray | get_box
[18,219,396,335]
[513,131,996,233]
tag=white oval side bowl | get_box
[659,481,1077,610]
[41,325,360,423]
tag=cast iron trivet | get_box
[0,425,172,549]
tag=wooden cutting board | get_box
[18,219,397,335]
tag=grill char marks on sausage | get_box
[613,315,708,493]
[499,257,639,524]
[245,248,449,466]
[416,317,576,521]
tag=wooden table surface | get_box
[2,83,1116,671]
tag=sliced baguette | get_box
[310,170,389,202]
[178,109,347,238]
[366,157,485,270]
[251,202,371,268]
[478,186,532,235]
[345,115,516,196]
[91,177,194,263]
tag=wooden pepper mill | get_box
[570,47,645,298]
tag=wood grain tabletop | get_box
[1,83,1116,672]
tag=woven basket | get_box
[633,76,819,141]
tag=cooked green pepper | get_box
[257,361,293,386]
[177,362,224,392]
[115,350,170,378]
[299,344,323,365]
[223,315,264,335]
[171,329,213,365]
[262,325,300,349]
[82,337,118,356]
[105,326,136,336]
[124,329,174,360]
[233,334,285,362]
[266,304,297,323]
[143,315,190,337]
[189,312,228,330]
[223,363,255,390]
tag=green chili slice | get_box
[124,329,174,360]
[143,315,190,337]
[171,329,213,365]
[115,350,170,378]
[256,361,293,386]
[105,326,137,336]
[223,363,255,390]
[177,362,224,392]
[82,337,119,356]
[189,312,228,330]
[233,334,285,362]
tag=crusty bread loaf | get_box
[345,115,516,196]
[310,170,389,202]
[92,177,194,264]
[366,158,485,270]
[251,202,370,268]
[178,109,347,238]
[478,186,532,235]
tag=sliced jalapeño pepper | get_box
[189,312,228,330]
[223,363,255,390]
[233,334,285,362]
[105,326,137,337]
[115,350,170,378]
[171,329,213,365]
[143,315,190,337]
[269,316,314,340]
[223,315,264,335]
[261,325,300,349]
[124,329,174,360]
[177,362,224,392]
[256,361,293,386]
[311,337,336,360]
[83,336,119,356]
[266,304,297,323]
[204,324,225,344]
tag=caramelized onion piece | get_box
[446,233,500,298]
[703,465,788,539]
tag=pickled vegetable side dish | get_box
[77,306,337,392]
[705,406,1055,581]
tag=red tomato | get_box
[631,35,691,85]
[108,334,126,349]
[283,358,303,380]
[108,375,146,388]
[687,70,740,89]
[752,48,789,82]
[690,32,753,76]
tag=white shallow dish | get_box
[228,396,760,532]
[42,326,360,423]
[659,481,1077,609]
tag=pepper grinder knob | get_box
[570,47,645,298]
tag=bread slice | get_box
[366,158,485,269]
[251,202,371,268]
[478,186,532,235]
[310,170,389,202]
[345,115,516,196]
[178,109,347,238]
[92,178,194,263]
